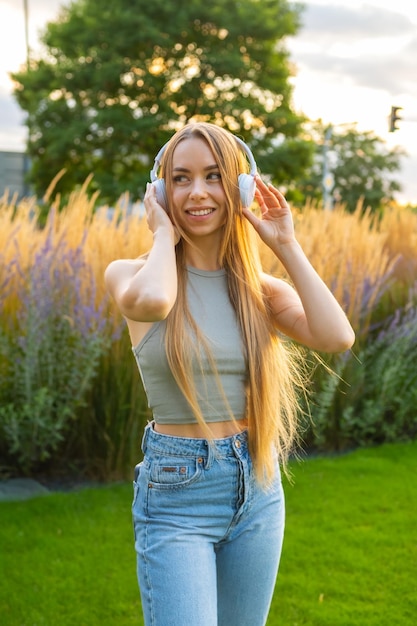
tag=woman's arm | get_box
[104,184,179,322]
[243,177,355,353]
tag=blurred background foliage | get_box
[11,0,406,210]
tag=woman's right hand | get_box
[144,183,180,244]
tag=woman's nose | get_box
[189,177,208,199]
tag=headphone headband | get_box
[151,135,256,180]
[150,143,168,182]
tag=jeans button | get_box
[235,440,241,448]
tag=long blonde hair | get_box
[159,122,304,483]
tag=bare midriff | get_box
[153,419,248,439]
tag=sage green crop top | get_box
[132,267,247,424]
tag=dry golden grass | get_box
[1,179,151,323]
[1,183,416,337]
[379,206,417,284]
[260,202,416,334]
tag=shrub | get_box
[0,210,113,473]
[342,287,417,445]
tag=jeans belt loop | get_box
[141,421,152,454]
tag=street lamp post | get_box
[23,0,30,68]
[22,0,31,197]
[322,126,333,210]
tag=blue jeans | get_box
[132,422,285,626]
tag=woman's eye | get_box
[172,172,221,184]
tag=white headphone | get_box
[149,135,257,210]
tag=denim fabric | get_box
[132,422,285,626]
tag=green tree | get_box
[12,0,311,204]
[299,122,406,212]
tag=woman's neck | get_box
[183,238,222,271]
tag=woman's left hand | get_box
[242,176,295,249]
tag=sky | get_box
[0,0,416,204]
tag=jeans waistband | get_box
[142,421,249,459]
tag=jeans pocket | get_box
[147,455,203,489]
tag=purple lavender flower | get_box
[0,220,123,471]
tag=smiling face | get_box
[169,136,228,242]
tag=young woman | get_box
[105,122,355,626]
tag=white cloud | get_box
[291,3,417,96]
[295,49,417,96]
[299,3,414,39]
[288,1,417,202]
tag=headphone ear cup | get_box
[152,179,168,212]
[238,173,256,208]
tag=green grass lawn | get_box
[1,441,416,625]
[271,442,417,625]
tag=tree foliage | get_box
[299,122,406,212]
[12,0,311,204]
